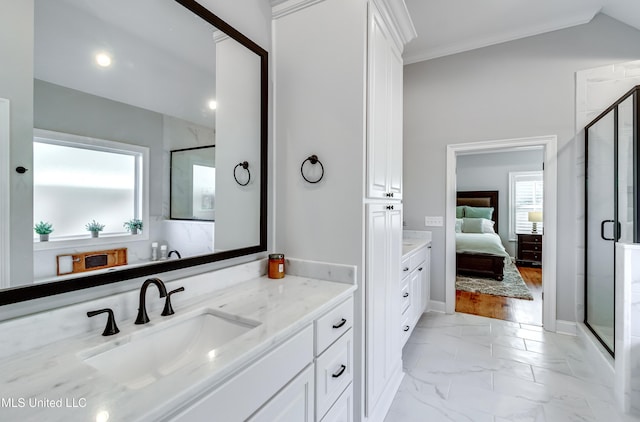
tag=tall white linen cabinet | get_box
[272,0,416,420]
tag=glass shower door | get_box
[586,110,616,353]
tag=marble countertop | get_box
[402,231,432,258]
[0,275,355,422]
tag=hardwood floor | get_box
[455,265,543,326]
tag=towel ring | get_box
[301,155,324,184]
[233,161,251,186]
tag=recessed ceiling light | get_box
[95,53,112,67]
[208,100,217,110]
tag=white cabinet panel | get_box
[321,383,353,422]
[248,365,314,422]
[366,1,403,200]
[365,203,402,413]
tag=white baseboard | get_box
[428,300,446,313]
[366,367,404,422]
[555,320,577,336]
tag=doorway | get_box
[445,135,558,332]
[454,150,544,325]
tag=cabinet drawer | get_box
[321,383,353,422]
[521,251,542,261]
[401,256,411,276]
[400,279,410,315]
[522,243,542,252]
[316,329,353,420]
[400,314,411,346]
[518,234,542,244]
[409,247,427,273]
[316,297,354,355]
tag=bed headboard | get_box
[456,190,499,234]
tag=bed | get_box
[456,191,509,281]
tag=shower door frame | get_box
[584,85,640,357]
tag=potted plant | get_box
[34,221,53,242]
[85,220,105,238]
[123,218,143,235]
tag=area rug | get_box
[456,259,533,300]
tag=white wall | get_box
[457,149,544,257]
[403,13,640,322]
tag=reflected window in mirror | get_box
[33,129,148,242]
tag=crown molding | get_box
[372,0,417,53]
[271,0,326,19]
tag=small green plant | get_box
[85,220,105,232]
[34,221,53,235]
[123,218,143,233]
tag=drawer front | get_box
[400,279,410,315]
[521,251,542,262]
[321,383,353,422]
[316,329,353,420]
[316,297,354,355]
[409,247,427,273]
[401,256,411,276]
[400,314,411,346]
[519,234,542,244]
[522,243,542,252]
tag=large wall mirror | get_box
[0,0,267,305]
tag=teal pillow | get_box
[464,206,493,220]
[456,206,465,218]
[462,218,483,233]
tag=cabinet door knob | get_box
[332,364,346,378]
[332,318,347,329]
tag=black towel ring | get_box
[301,155,324,184]
[233,161,251,186]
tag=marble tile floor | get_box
[385,312,639,422]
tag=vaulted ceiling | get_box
[403,0,640,64]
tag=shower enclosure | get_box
[585,85,640,356]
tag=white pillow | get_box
[461,217,495,234]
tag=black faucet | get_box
[168,250,181,259]
[135,278,167,325]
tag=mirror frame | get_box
[0,0,268,306]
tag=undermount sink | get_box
[80,309,260,389]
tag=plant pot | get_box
[130,228,138,235]
[91,231,99,238]
[39,234,49,242]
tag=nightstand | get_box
[516,233,542,267]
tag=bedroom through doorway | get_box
[454,150,543,326]
[445,136,558,330]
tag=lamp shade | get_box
[528,211,543,223]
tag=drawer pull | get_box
[418,267,423,271]
[332,318,347,329]
[403,325,410,332]
[402,292,409,298]
[332,364,346,378]
[403,267,409,272]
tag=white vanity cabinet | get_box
[365,203,403,414]
[366,0,403,201]
[400,245,431,346]
[170,296,354,422]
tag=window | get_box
[509,171,543,240]
[33,129,147,242]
